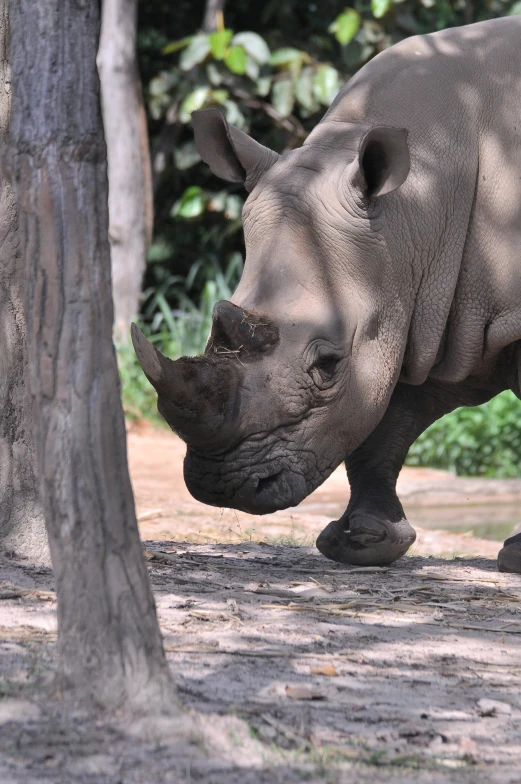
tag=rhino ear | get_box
[347,126,410,200]
[192,108,279,192]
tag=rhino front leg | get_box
[316,380,494,567]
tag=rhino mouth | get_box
[183,450,308,514]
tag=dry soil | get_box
[0,425,520,784]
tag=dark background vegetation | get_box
[120,0,521,477]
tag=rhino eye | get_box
[312,354,340,383]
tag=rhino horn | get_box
[130,323,166,387]
[131,323,241,450]
[207,300,279,357]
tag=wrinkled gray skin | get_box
[133,18,521,573]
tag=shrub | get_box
[406,391,521,478]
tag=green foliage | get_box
[209,29,233,60]
[406,392,521,477]
[371,0,392,20]
[329,9,361,46]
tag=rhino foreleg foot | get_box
[498,531,521,574]
[316,513,416,567]
[316,380,490,568]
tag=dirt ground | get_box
[130,424,521,558]
[1,425,521,783]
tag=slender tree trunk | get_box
[202,0,226,32]
[0,0,47,562]
[97,0,153,344]
[6,0,178,710]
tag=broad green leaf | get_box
[172,186,206,219]
[225,45,248,74]
[271,77,295,117]
[147,241,174,262]
[209,29,233,60]
[173,141,201,170]
[371,0,392,19]
[224,195,243,220]
[162,37,192,55]
[245,55,260,81]
[295,67,317,112]
[148,71,178,97]
[206,63,223,86]
[221,99,247,129]
[179,34,210,70]
[207,191,227,212]
[329,9,360,46]
[179,86,209,123]
[256,76,272,97]
[312,64,341,106]
[210,89,228,103]
[269,48,302,67]
[509,0,521,13]
[232,32,271,64]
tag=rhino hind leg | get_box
[497,530,521,574]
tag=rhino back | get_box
[323,17,521,387]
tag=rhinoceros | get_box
[132,17,521,574]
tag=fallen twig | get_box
[445,622,521,635]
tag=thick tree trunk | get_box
[0,0,47,562]
[97,0,153,344]
[6,0,178,710]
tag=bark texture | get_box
[7,1,177,710]
[202,0,226,32]
[0,0,47,562]
[97,0,153,344]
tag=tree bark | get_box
[97,0,153,344]
[6,0,178,710]
[0,0,47,562]
[202,0,226,33]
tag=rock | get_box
[126,714,200,745]
[67,755,119,776]
[0,699,41,724]
[477,698,512,717]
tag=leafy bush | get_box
[406,391,521,478]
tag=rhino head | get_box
[133,108,411,514]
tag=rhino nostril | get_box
[255,471,282,496]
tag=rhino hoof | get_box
[316,514,416,567]
[498,532,521,574]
